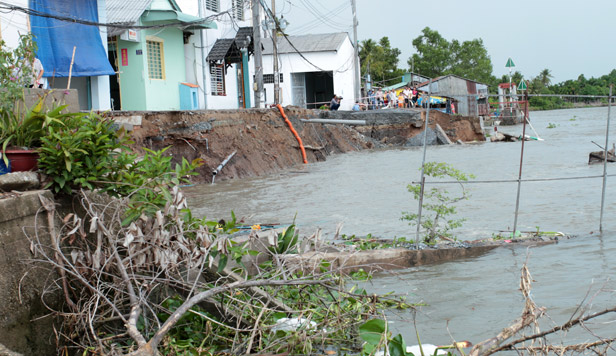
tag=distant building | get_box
[417,74,489,117]
[379,72,431,92]
[261,32,357,110]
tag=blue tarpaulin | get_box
[29,0,115,77]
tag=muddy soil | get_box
[107,107,485,184]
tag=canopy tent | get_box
[29,0,115,77]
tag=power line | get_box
[0,1,231,31]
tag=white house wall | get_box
[261,36,356,110]
[0,0,28,47]
[180,0,255,109]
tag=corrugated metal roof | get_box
[262,32,349,55]
[107,0,153,25]
[416,74,489,89]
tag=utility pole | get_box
[252,0,263,108]
[272,0,280,104]
[351,0,360,103]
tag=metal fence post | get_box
[599,85,613,232]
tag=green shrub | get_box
[38,112,130,194]
[402,162,474,243]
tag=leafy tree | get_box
[408,27,493,83]
[359,37,405,85]
[408,27,451,78]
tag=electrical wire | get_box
[0,1,232,31]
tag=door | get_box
[291,73,306,108]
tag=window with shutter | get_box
[205,0,219,12]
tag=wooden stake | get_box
[66,46,76,90]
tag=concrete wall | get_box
[0,190,58,356]
[20,88,81,113]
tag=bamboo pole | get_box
[66,46,76,90]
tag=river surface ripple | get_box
[186,106,616,348]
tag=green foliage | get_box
[341,234,415,250]
[409,27,494,84]
[359,319,388,355]
[38,112,129,194]
[38,111,203,223]
[402,162,474,243]
[0,99,68,165]
[268,224,299,254]
[360,37,406,85]
[546,122,558,129]
[0,34,36,113]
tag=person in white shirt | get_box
[30,57,45,88]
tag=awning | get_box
[141,10,217,30]
[207,39,242,66]
[29,0,115,77]
[207,27,254,67]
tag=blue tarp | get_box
[29,0,115,77]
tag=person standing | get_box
[30,57,45,88]
[376,88,383,108]
[403,86,411,108]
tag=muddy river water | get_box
[186,106,616,349]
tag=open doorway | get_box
[303,71,334,109]
[108,42,121,110]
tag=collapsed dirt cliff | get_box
[105,107,485,183]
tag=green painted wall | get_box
[117,24,186,110]
[143,27,186,111]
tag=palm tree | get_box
[538,68,553,87]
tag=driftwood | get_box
[589,143,616,164]
[470,260,616,356]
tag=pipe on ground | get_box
[276,105,308,164]
[300,119,367,125]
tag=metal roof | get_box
[262,32,349,55]
[416,74,489,89]
[107,0,153,36]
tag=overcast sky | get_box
[178,0,616,84]
[275,0,616,84]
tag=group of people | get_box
[366,86,420,110]
[322,86,435,112]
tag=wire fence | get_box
[414,87,614,241]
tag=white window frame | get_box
[210,63,226,96]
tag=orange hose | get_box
[276,104,308,164]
